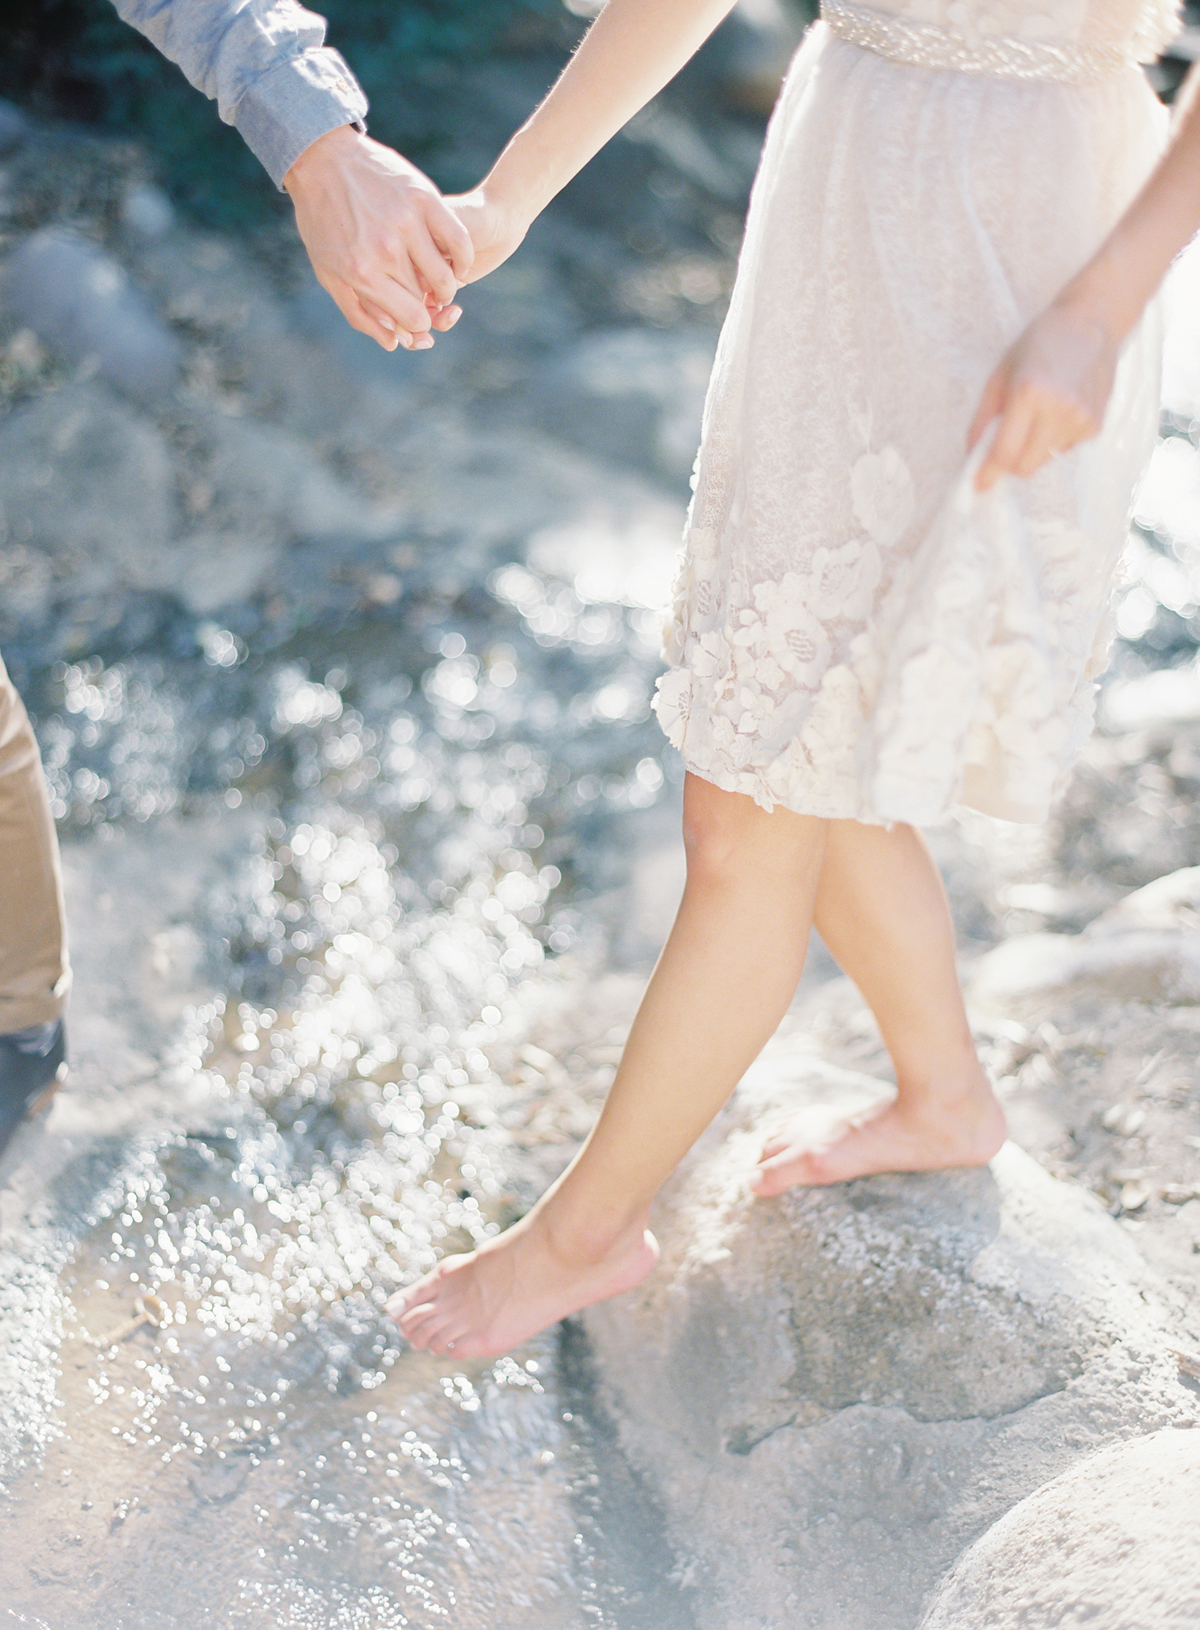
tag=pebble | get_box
[187,1455,250,1505]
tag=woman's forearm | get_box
[484,0,741,225]
[973,63,1200,488]
[1060,64,1200,339]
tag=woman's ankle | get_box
[892,1059,995,1117]
[538,1196,649,1269]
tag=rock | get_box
[970,866,1200,1008]
[706,0,808,115]
[524,496,684,609]
[955,866,1200,1307]
[538,327,715,482]
[582,1053,1199,1630]
[623,104,749,202]
[457,249,580,350]
[1100,656,1200,732]
[187,1453,249,1505]
[1162,235,1200,420]
[1084,865,1200,936]
[0,375,404,621]
[121,183,175,240]
[971,928,1200,1006]
[919,1429,1200,1629]
[161,531,284,619]
[0,100,28,159]
[165,411,404,615]
[291,274,418,406]
[4,229,181,402]
[1132,433,1200,551]
[199,413,401,548]
[0,546,53,626]
[0,381,173,619]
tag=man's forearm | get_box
[109,0,367,187]
[110,0,471,349]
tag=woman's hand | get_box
[969,61,1200,493]
[443,187,531,284]
[967,302,1122,492]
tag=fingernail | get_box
[445,306,462,328]
[414,336,434,351]
[378,316,396,334]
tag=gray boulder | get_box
[582,1056,1200,1630]
[120,183,175,240]
[0,99,28,158]
[4,229,181,401]
[971,866,1200,1008]
[0,373,409,621]
[920,1428,1200,1629]
[537,327,715,482]
[166,409,405,615]
[0,380,173,613]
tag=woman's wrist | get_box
[481,130,564,239]
[1051,247,1148,351]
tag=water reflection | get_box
[0,545,692,1628]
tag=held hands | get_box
[284,125,474,351]
[441,186,531,285]
[968,300,1121,492]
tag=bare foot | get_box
[751,1081,1007,1194]
[386,1210,659,1359]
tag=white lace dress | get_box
[652,0,1178,825]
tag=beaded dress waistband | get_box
[819,0,1139,83]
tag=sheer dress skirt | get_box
[652,23,1167,826]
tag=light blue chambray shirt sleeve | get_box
[109,0,370,189]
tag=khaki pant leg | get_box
[0,651,69,1031]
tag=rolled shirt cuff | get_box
[232,46,369,188]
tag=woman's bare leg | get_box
[389,774,828,1357]
[753,819,1006,1193]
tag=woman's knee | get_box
[681,773,822,888]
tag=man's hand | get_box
[284,125,474,351]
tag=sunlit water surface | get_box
[0,544,694,1628]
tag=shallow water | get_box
[0,536,697,1627]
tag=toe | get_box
[754,1134,846,1191]
[757,1131,790,1162]
[445,1330,499,1361]
[386,1280,430,1319]
[428,1330,465,1359]
[395,1301,438,1341]
[398,1312,434,1347]
[422,1312,472,1357]
[751,1150,809,1196]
